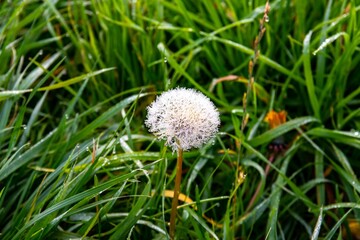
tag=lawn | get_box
[0,0,359,239]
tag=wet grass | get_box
[0,0,359,239]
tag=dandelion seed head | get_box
[145,88,220,151]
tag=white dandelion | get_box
[145,87,220,151]
[145,87,220,239]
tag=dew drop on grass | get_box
[39,50,43,55]
[112,147,116,155]
[164,57,167,63]
[182,209,189,220]
[23,125,27,130]
[65,114,69,120]
[264,15,269,22]
[350,129,359,137]
[86,147,90,152]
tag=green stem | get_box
[169,146,183,240]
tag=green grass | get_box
[1,0,360,239]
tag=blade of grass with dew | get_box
[24,153,87,239]
[157,42,223,106]
[242,159,266,207]
[248,116,318,147]
[109,180,152,240]
[331,143,357,178]
[243,141,318,211]
[307,128,360,149]
[21,51,65,90]
[266,151,292,239]
[236,198,270,229]
[315,0,333,88]
[311,206,323,240]
[0,89,32,102]
[315,151,325,205]
[12,168,147,239]
[211,36,305,84]
[187,207,219,240]
[324,208,353,240]
[69,93,147,145]
[303,31,320,120]
[1,78,90,181]
[38,68,115,91]
[78,181,128,237]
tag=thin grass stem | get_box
[246,153,275,211]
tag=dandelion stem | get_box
[169,146,183,239]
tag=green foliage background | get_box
[0,0,359,239]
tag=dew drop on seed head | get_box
[264,15,269,22]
